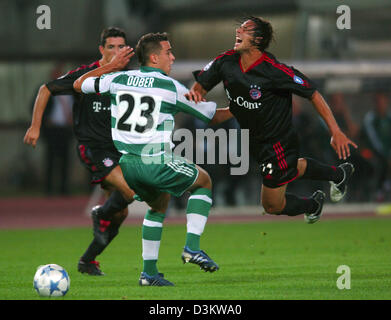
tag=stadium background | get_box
[1,0,391,226]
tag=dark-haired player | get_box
[187,17,357,223]
[24,27,136,275]
[73,32,235,286]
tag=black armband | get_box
[94,77,100,93]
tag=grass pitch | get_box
[0,218,390,300]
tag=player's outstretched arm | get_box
[23,84,51,148]
[185,82,208,103]
[73,46,134,93]
[310,90,358,160]
[209,107,234,126]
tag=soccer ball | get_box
[33,264,70,297]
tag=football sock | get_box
[301,157,343,183]
[107,223,120,242]
[98,190,130,220]
[142,209,165,276]
[80,223,121,263]
[279,193,318,216]
[80,239,108,262]
[185,188,213,251]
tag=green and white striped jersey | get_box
[81,66,216,156]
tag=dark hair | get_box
[100,27,127,47]
[136,32,169,65]
[240,16,274,51]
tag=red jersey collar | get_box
[239,52,266,73]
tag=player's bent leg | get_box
[297,158,307,177]
[90,166,134,245]
[79,206,127,276]
[261,183,325,223]
[181,166,219,273]
[78,186,112,276]
[94,188,129,222]
[299,157,343,181]
[78,209,126,277]
[79,167,134,276]
[139,193,173,286]
[147,192,171,213]
[187,165,212,191]
[103,165,135,202]
[91,185,128,246]
[261,184,287,214]
[111,207,128,226]
[105,207,129,249]
[299,157,355,202]
[329,162,355,202]
[303,190,326,224]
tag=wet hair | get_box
[136,32,169,65]
[100,27,126,47]
[239,16,274,51]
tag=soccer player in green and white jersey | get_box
[74,33,233,286]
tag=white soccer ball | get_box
[33,264,70,297]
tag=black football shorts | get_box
[255,130,300,188]
[76,143,121,184]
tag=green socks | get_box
[141,188,213,275]
[142,209,165,276]
[185,188,212,251]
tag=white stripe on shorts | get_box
[167,162,194,177]
[170,161,194,175]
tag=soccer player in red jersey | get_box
[24,27,135,275]
[187,16,357,223]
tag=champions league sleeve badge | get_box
[293,75,304,85]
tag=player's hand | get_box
[185,90,205,103]
[109,46,134,71]
[330,129,358,160]
[23,126,40,148]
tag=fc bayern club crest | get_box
[103,158,114,167]
[249,85,262,100]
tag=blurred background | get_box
[1,0,390,216]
